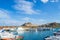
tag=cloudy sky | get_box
[0,0,60,26]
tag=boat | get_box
[16,35,24,40]
[17,27,24,34]
[45,30,60,40]
[54,30,60,36]
[0,29,24,40]
[45,36,60,40]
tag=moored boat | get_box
[45,30,60,40]
[0,29,24,40]
[45,36,60,40]
[16,36,24,40]
[54,30,60,36]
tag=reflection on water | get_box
[19,28,60,40]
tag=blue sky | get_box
[0,0,60,26]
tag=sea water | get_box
[19,28,60,40]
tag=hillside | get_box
[21,22,39,28]
[39,22,60,28]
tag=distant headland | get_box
[0,22,60,29]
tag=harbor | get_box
[0,27,60,40]
[0,0,60,40]
[0,29,24,40]
[0,22,60,40]
[20,28,60,40]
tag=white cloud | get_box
[50,0,59,2]
[31,18,46,25]
[0,9,10,19]
[0,8,44,26]
[55,20,60,23]
[21,17,46,25]
[22,17,31,21]
[33,0,37,3]
[13,0,41,14]
[0,19,24,26]
[0,8,24,26]
[40,0,59,3]
[41,0,49,3]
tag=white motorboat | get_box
[17,27,25,34]
[45,30,60,40]
[0,29,24,40]
[45,36,60,40]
